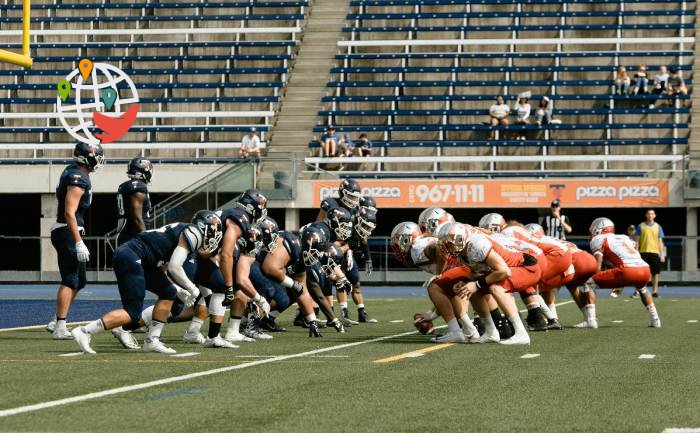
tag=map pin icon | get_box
[57,80,71,102]
[79,59,93,81]
[102,88,117,110]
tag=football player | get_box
[526,223,599,329]
[217,190,270,342]
[306,244,347,332]
[116,157,153,245]
[71,211,223,354]
[46,143,104,340]
[436,222,538,345]
[418,207,454,236]
[587,218,661,328]
[237,225,328,337]
[390,221,483,343]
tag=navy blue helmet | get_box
[73,142,105,171]
[236,189,268,223]
[338,179,362,209]
[191,210,223,254]
[300,225,328,267]
[127,157,153,183]
[324,206,353,240]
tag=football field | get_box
[1,292,699,433]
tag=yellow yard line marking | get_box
[373,343,456,364]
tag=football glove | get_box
[330,318,345,333]
[253,294,271,316]
[308,320,322,338]
[336,277,352,293]
[365,260,373,276]
[222,286,235,307]
[345,249,354,271]
[75,240,90,263]
[291,280,304,294]
[176,287,196,308]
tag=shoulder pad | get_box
[182,224,204,252]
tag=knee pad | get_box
[209,292,226,316]
[198,285,213,298]
[197,296,207,307]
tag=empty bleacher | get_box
[306,0,695,176]
[0,0,309,160]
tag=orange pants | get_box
[592,266,650,290]
[539,249,573,282]
[565,251,599,290]
[500,264,542,294]
[434,265,472,296]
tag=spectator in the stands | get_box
[614,66,631,96]
[321,125,341,157]
[632,64,649,95]
[339,133,354,157]
[513,95,531,140]
[535,96,553,126]
[648,65,670,109]
[354,133,373,156]
[488,95,510,140]
[667,68,688,96]
[239,127,261,159]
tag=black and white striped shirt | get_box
[542,214,571,240]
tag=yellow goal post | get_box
[0,0,32,68]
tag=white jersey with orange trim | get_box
[411,236,439,274]
[503,225,567,253]
[491,232,543,256]
[459,232,525,275]
[589,233,648,268]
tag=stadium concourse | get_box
[1,0,700,433]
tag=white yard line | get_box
[639,354,656,360]
[520,353,540,359]
[0,300,575,418]
[662,429,700,432]
[170,352,200,358]
[0,321,89,333]
[57,353,84,357]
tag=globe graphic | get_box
[56,62,139,145]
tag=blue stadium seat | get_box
[351,0,694,5]
[0,14,305,24]
[0,68,288,77]
[330,65,691,74]
[343,23,694,32]
[2,1,309,9]
[308,138,688,148]
[321,94,690,102]
[0,126,270,134]
[0,82,284,91]
[310,123,687,133]
[336,51,693,61]
[0,96,278,104]
[319,108,691,117]
[325,79,693,88]
[348,10,694,19]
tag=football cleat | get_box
[630,292,640,299]
[610,290,620,298]
[546,318,563,331]
[464,330,480,342]
[293,311,308,328]
[574,320,599,329]
[649,317,662,328]
[112,327,140,349]
[71,327,96,354]
[358,309,378,323]
[142,337,176,354]
[525,308,548,332]
[53,326,73,340]
[46,318,56,333]
[499,333,531,346]
[224,331,255,343]
[182,330,206,345]
[308,321,322,338]
[340,308,358,326]
[430,330,465,343]
[471,332,500,344]
[203,335,239,349]
[260,316,286,332]
[243,319,273,340]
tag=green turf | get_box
[1,297,699,433]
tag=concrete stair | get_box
[267,0,350,162]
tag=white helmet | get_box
[525,223,544,237]
[418,207,451,234]
[437,222,470,257]
[390,221,422,261]
[478,213,506,233]
[589,217,615,237]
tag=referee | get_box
[636,209,665,298]
[540,199,572,240]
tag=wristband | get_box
[281,276,295,289]
[475,276,488,290]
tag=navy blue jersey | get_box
[320,197,355,216]
[306,262,327,288]
[117,179,152,236]
[347,231,371,264]
[281,231,305,276]
[56,164,92,227]
[217,208,251,237]
[129,222,202,268]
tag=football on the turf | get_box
[413,313,435,335]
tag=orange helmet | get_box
[418,207,451,234]
[390,221,422,261]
